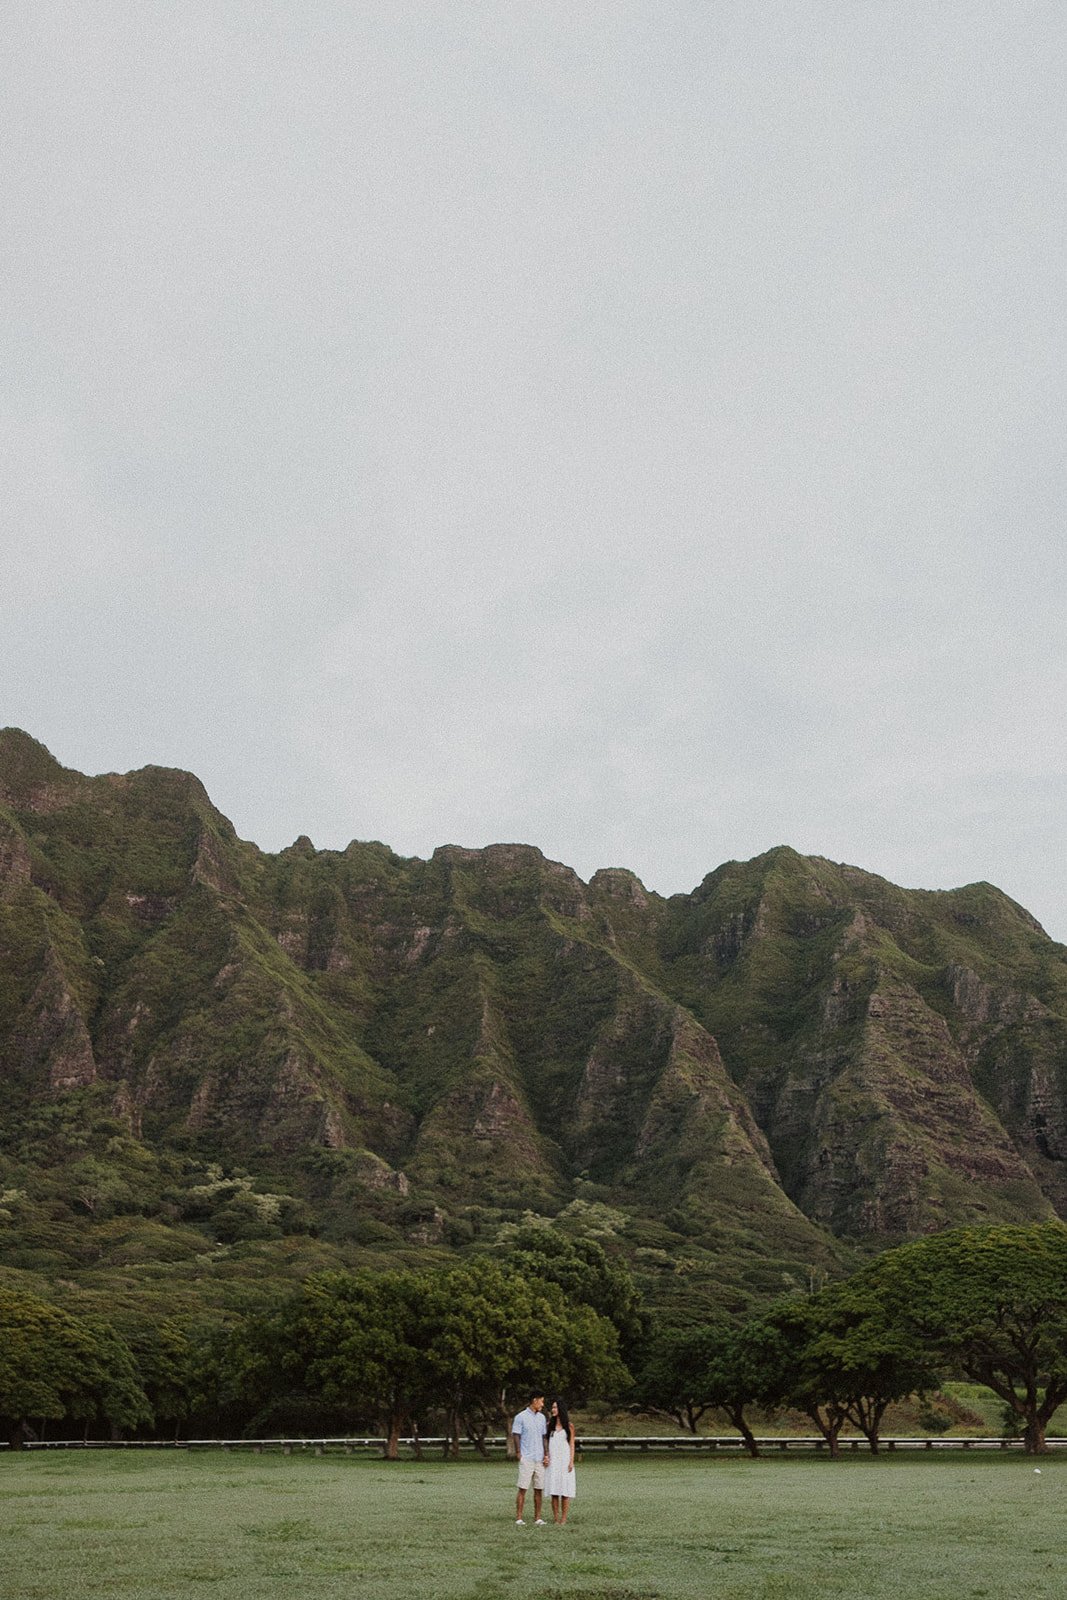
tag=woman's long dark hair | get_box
[546,1398,571,1437]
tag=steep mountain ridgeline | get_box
[1,728,1066,1311]
[654,849,1064,1228]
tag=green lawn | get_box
[1,1451,1063,1600]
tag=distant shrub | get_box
[916,1396,953,1434]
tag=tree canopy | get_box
[499,1225,646,1356]
[0,1286,151,1449]
[854,1222,1067,1453]
[238,1260,628,1458]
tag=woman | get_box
[544,1398,577,1524]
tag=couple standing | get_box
[512,1390,577,1526]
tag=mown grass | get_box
[1,1450,1063,1600]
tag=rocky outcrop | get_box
[350,1150,410,1195]
[8,948,97,1092]
[790,975,1051,1235]
[183,1046,353,1154]
[0,816,31,899]
[409,973,557,1199]
[0,729,85,814]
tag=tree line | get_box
[2,1223,1065,1456]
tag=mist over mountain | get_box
[1,727,1064,1318]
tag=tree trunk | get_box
[843,1396,888,1455]
[1024,1416,1047,1455]
[384,1412,402,1460]
[807,1406,844,1459]
[464,1416,491,1458]
[724,1404,760,1458]
[1027,1384,1067,1456]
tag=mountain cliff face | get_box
[1,728,1065,1309]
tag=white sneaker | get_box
[516,1519,525,1526]
[534,1518,546,1526]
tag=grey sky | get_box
[3,3,1066,936]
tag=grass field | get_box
[1,1451,1063,1600]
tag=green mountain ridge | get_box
[1,728,1065,1320]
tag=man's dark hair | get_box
[528,1389,544,1404]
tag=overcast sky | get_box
[3,3,1065,938]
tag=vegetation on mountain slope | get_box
[1,728,1065,1331]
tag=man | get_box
[511,1390,548,1525]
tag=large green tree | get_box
[500,1225,645,1357]
[699,1319,789,1458]
[759,1299,849,1458]
[122,1318,201,1440]
[0,1287,151,1449]
[425,1257,627,1455]
[636,1316,804,1457]
[635,1323,721,1434]
[259,1269,435,1458]
[795,1278,935,1453]
[857,1222,1067,1454]
[242,1261,628,1459]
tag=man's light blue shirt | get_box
[512,1407,546,1462]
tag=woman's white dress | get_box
[545,1426,576,1499]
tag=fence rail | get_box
[9,1434,1067,1455]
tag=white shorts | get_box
[516,1459,545,1491]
